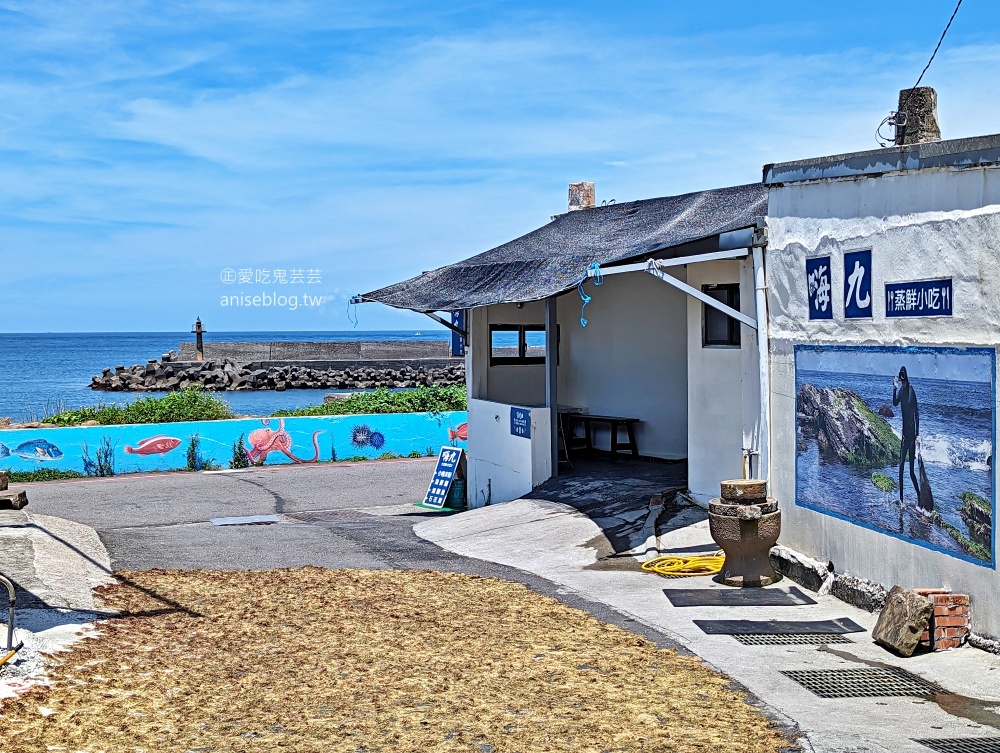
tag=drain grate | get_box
[915,739,1000,753]
[284,510,355,524]
[733,633,853,646]
[780,667,949,698]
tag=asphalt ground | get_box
[15,459,694,652]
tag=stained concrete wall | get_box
[767,162,1000,638]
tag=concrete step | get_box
[0,490,28,510]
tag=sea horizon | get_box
[0,330,451,423]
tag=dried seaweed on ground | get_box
[0,567,792,752]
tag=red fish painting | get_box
[448,422,468,442]
[124,435,182,456]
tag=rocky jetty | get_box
[90,352,465,392]
[797,383,901,469]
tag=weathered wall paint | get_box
[0,411,467,475]
[767,163,1000,636]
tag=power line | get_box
[876,0,964,146]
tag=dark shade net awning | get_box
[360,182,767,312]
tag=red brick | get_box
[943,594,970,606]
[935,616,969,628]
[934,638,963,650]
[916,587,952,596]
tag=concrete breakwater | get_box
[89,340,465,392]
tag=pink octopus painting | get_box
[245,418,323,464]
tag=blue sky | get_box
[2,1,999,333]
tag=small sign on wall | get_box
[886,279,953,317]
[510,407,531,438]
[806,256,833,320]
[843,249,872,319]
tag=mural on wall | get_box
[0,411,468,476]
[796,346,995,567]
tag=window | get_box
[489,324,554,365]
[702,284,741,347]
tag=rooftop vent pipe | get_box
[568,181,596,211]
[895,87,941,146]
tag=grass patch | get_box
[273,386,466,417]
[0,568,791,753]
[1,468,85,483]
[43,390,233,427]
[871,471,898,493]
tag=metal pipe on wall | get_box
[752,245,771,480]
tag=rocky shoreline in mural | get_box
[90,353,465,392]
[796,347,995,567]
[796,383,901,469]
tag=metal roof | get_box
[359,182,768,312]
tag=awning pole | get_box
[545,296,558,478]
[421,312,468,343]
[752,244,771,481]
[645,259,758,329]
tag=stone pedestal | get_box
[709,479,781,587]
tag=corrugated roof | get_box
[359,182,767,312]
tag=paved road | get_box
[20,459,688,651]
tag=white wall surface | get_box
[767,163,1000,638]
[556,270,688,459]
[686,259,759,501]
[466,398,552,508]
[482,301,547,407]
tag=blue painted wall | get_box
[0,412,468,474]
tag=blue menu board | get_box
[420,446,464,509]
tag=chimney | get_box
[895,87,941,146]
[568,181,596,211]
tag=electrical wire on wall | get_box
[876,0,963,146]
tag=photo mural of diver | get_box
[795,345,995,566]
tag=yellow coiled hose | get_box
[641,552,725,577]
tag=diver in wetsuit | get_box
[893,366,920,504]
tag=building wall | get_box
[466,398,550,508]
[685,259,759,501]
[478,301,548,407]
[767,163,1000,638]
[556,270,689,460]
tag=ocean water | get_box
[795,368,993,563]
[0,331,449,422]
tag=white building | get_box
[360,125,999,639]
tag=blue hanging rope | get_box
[578,262,603,327]
[347,297,359,328]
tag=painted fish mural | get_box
[245,418,323,464]
[124,435,182,456]
[7,439,64,462]
[448,422,468,443]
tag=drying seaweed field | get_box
[0,567,791,753]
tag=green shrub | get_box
[272,386,466,418]
[376,452,404,460]
[43,390,234,427]
[407,450,424,458]
[2,468,85,483]
[230,434,250,469]
[342,455,368,462]
[186,433,219,471]
[82,437,116,476]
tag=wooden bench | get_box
[566,414,641,461]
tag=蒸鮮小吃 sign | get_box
[885,278,953,317]
[420,446,464,509]
[806,256,832,320]
[510,407,531,438]
[843,249,872,319]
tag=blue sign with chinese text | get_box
[885,278,953,317]
[420,446,464,509]
[510,407,531,438]
[843,249,872,319]
[806,256,833,320]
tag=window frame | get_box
[701,283,742,348]
[489,324,553,366]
